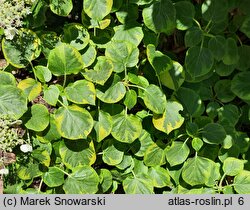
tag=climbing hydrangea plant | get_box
[0,0,250,194]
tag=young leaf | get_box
[124,89,137,110]
[33,66,52,83]
[43,85,60,106]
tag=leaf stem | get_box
[218,173,227,192]
[126,83,146,91]
[63,73,67,88]
[54,166,71,177]
[57,99,68,109]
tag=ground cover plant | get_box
[0,0,250,194]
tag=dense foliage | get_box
[0,0,250,194]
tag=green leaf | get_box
[40,32,60,58]
[222,38,239,65]
[165,141,190,166]
[202,123,226,144]
[59,139,96,169]
[153,101,184,134]
[111,113,142,143]
[182,156,217,186]
[94,110,112,142]
[115,3,138,24]
[65,80,96,105]
[214,80,235,103]
[208,35,226,61]
[218,105,240,127]
[105,41,139,73]
[83,56,113,85]
[112,23,144,46]
[84,0,113,21]
[123,174,153,194]
[54,105,93,140]
[240,16,250,38]
[32,148,51,167]
[231,72,250,102]
[223,157,245,176]
[215,62,235,77]
[175,1,195,30]
[50,0,73,16]
[63,166,99,194]
[124,89,137,110]
[147,44,173,76]
[81,44,97,68]
[96,82,126,103]
[0,85,27,119]
[25,104,50,132]
[48,43,84,76]
[17,164,42,180]
[43,167,65,187]
[144,142,166,166]
[234,170,250,194]
[185,46,214,78]
[143,0,176,34]
[236,45,250,71]
[176,87,202,116]
[148,166,171,188]
[0,71,16,86]
[102,139,124,165]
[184,27,203,47]
[33,65,52,83]
[17,78,42,101]
[202,0,228,23]
[159,61,185,91]
[192,138,204,152]
[131,130,155,157]
[2,29,41,68]
[98,169,113,193]
[43,85,60,106]
[143,84,167,114]
[63,23,90,50]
